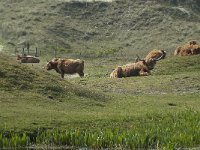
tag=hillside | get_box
[0,54,108,130]
[71,55,200,95]
[0,0,200,58]
[1,0,200,149]
[1,51,200,149]
[1,53,200,130]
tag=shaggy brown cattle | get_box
[191,44,200,55]
[189,40,197,45]
[174,41,200,56]
[110,53,165,78]
[110,53,166,78]
[110,60,150,78]
[46,58,84,79]
[144,49,166,61]
[110,66,123,78]
[17,55,40,63]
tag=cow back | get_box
[58,59,84,74]
[175,41,200,56]
[18,55,40,63]
[145,50,166,61]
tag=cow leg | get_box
[139,69,149,76]
[61,71,65,79]
[139,72,149,76]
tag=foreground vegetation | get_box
[1,0,200,149]
[1,110,200,149]
[1,52,200,149]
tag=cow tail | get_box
[78,60,84,77]
[81,60,84,71]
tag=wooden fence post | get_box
[14,47,17,56]
[22,48,25,56]
[35,47,38,57]
[27,42,30,55]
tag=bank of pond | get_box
[1,110,200,149]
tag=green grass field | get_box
[0,52,200,149]
[0,0,200,149]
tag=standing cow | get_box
[46,58,84,79]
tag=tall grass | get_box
[157,0,200,10]
[1,110,200,149]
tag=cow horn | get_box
[154,53,164,61]
[135,54,142,62]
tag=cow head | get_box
[147,54,165,70]
[191,46,200,55]
[136,53,164,70]
[17,55,22,60]
[46,62,52,70]
[160,50,166,59]
[46,58,59,70]
[189,40,197,45]
[46,61,56,70]
[145,59,157,70]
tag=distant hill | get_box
[0,0,200,57]
[1,1,200,146]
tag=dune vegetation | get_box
[0,0,200,149]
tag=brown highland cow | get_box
[46,58,84,79]
[110,53,165,78]
[17,55,40,63]
[174,40,200,56]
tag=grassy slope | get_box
[0,54,110,130]
[72,55,200,123]
[0,0,200,58]
[76,55,200,95]
[0,0,200,142]
[0,53,200,132]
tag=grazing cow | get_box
[110,54,164,78]
[144,49,166,61]
[46,58,84,79]
[17,55,40,63]
[174,40,200,56]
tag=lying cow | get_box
[110,66,123,78]
[174,40,200,56]
[17,55,40,63]
[110,61,150,78]
[46,58,84,79]
[144,49,166,61]
[189,40,197,45]
[110,54,164,78]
